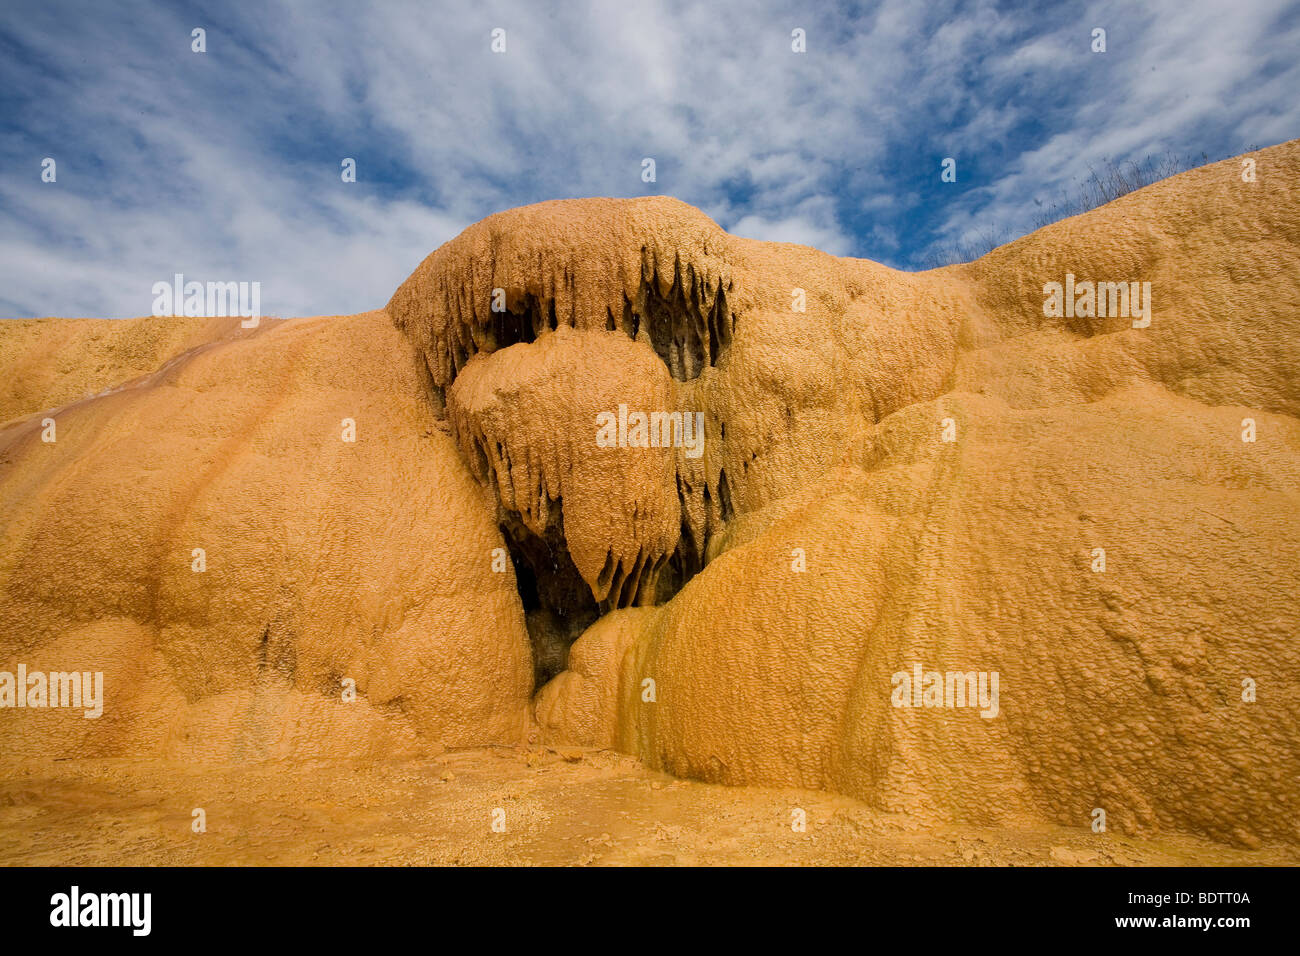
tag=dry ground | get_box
[1,748,1293,867]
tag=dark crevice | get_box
[596,550,617,592]
[255,621,296,680]
[501,511,600,689]
[489,293,540,350]
[636,267,733,382]
[717,468,734,521]
[433,272,736,403]
[497,463,743,682]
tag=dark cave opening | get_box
[636,275,733,382]
[489,293,546,351]
[501,513,600,690]
[458,274,740,687]
[434,273,736,408]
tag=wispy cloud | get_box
[0,0,1295,317]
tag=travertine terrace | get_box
[2,141,1298,856]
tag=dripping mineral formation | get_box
[1,142,1298,851]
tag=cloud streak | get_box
[0,0,1295,318]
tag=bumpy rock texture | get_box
[3,142,1299,848]
[0,312,534,760]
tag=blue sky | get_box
[1,0,1297,318]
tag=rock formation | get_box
[2,141,1298,848]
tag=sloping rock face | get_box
[2,142,1298,848]
[0,313,241,424]
[0,312,533,759]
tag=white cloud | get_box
[919,0,1300,263]
[0,0,1293,315]
[729,213,854,256]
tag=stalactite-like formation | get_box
[396,198,752,625]
[6,142,1300,852]
[446,327,682,611]
[388,197,739,399]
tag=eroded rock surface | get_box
[0,311,534,759]
[2,142,1298,849]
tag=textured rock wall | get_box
[0,311,533,759]
[2,142,1298,848]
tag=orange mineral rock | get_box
[2,141,1298,848]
